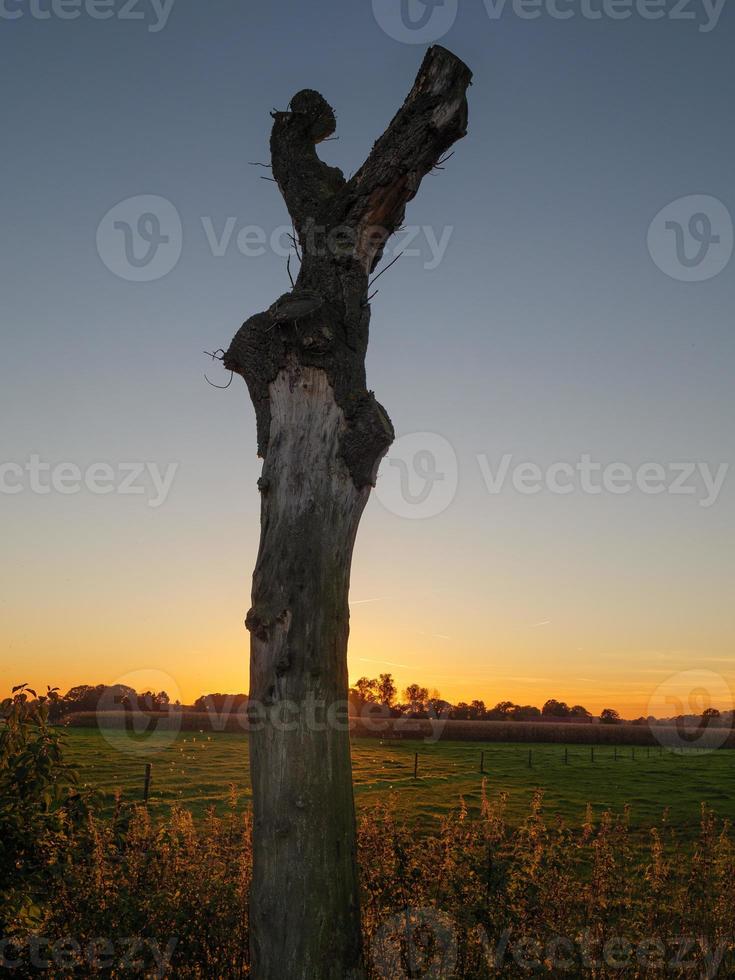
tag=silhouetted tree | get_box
[468,699,486,720]
[216,46,471,977]
[194,693,249,712]
[353,677,379,704]
[510,704,542,721]
[491,700,516,718]
[542,699,572,719]
[570,704,592,721]
[403,684,430,715]
[376,673,396,707]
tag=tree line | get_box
[348,675,625,723]
[26,679,734,727]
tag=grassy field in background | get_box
[64,729,735,840]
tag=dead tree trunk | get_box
[222,46,471,980]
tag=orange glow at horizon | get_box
[2,491,733,722]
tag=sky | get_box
[1,0,733,718]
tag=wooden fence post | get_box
[413,752,418,779]
[143,763,152,804]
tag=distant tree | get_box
[469,699,487,720]
[542,699,571,719]
[510,704,541,721]
[699,707,723,731]
[570,705,592,720]
[600,708,621,725]
[427,697,451,719]
[451,702,471,720]
[194,693,248,712]
[353,677,379,704]
[53,684,137,718]
[491,701,516,719]
[138,691,170,711]
[377,673,397,707]
[403,684,429,715]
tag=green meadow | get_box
[64,728,735,840]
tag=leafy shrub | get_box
[0,685,92,934]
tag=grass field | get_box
[64,728,735,840]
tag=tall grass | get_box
[4,785,733,977]
[4,688,734,977]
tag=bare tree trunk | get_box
[223,45,471,980]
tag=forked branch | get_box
[267,46,472,269]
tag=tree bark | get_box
[223,45,471,980]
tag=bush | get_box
[0,685,93,934]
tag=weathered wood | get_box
[222,45,472,979]
[247,366,368,979]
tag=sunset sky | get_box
[2,1,733,718]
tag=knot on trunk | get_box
[245,606,290,643]
[340,391,395,489]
